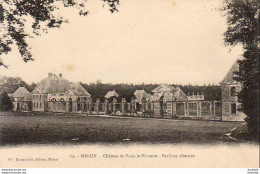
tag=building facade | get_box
[31,73,91,113]
[8,64,247,122]
[220,61,246,121]
[12,87,32,111]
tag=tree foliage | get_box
[0,76,36,93]
[0,91,13,111]
[0,0,119,67]
[223,0,259,47]
[222,0,259,140]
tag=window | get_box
[53,102,56,110]
[40,102,41,108]
[231,103,236,115]
[230,87,236,96]
[36,103,38,108]
[163,102,167,110]
[147,103,151,110]
[77,103,81,111]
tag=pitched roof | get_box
[13,87,31,99]
[220,61,239,84]
[151,86,187,101]
[70,82,91,96]
[65,89,82,96]
[31,74,91,96]
[105,90,119,99]
[174,87,188,101]
[134,90,148,100]
[32,74,72,94]
[152,84,177,93]
[150,93,164,101]
[146,94,152,101]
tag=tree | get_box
[0,76,33,93]
[222,0,259,141]
[0,0,119,67]
[0,91,13,111]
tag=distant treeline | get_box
[0,76,221,102]
[81,82,221,102]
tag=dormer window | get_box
[230,87,236,96]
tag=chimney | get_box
[48,73,52,77]
[59,73,62,77]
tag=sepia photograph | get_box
[0,0,259,169]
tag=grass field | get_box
[0,112,246,146]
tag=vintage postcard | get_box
[0,0,259,168]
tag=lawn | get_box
[0,111,245,146]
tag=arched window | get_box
[230,87,236,96]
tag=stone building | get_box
[150,84,188,117]
[133,89,149,112]
[151,84,187,101]
[12,87,32,111]
[220,61,246,121]
[105,90,119,100]
[104,90,120,114]
[31,73,91,113]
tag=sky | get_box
[0,0,243,85]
